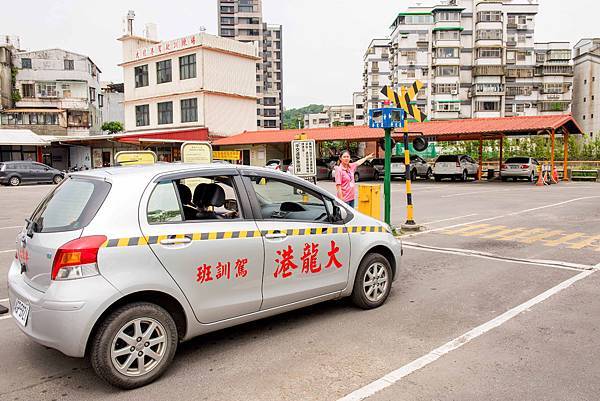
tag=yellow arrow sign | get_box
[381,81,427,122]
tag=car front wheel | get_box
[9,176,21,186]
[90,302,178,389]
[351,253,392,309]
[53,175,63,184]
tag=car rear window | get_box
[436,155,459,162]
[29,177,111,233]
[505,157,530,164]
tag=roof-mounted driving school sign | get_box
[381,81,428,122]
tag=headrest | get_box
[177,184,192,205]
[193,183,208,206]
[202,183,225,207]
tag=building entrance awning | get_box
[0,129,50,146]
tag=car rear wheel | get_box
[351,253,392,309]
[90,302,178,389]
[8,176,20,186]
[53,175,63,185]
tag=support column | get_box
[551,128,556,176]
[563,132,569,181]
[478,138,483,180]
[499,135,503,178]
[376,140,380,158]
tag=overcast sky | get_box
[1,0,597,108]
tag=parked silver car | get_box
[433,154,479,181]
[8,163,402,389]
[501,157,540,182]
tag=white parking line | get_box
[403,242,592,271]
[338,266,597,401]
[0,226,22,230]
[0,315,12,321]
[421,214,478,226]
[441,189,512,198]
[404,195,600,238]
[0,249,15,254]
[0,298,8,303]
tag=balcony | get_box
[473,65,505,76]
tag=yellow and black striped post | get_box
[401,86,416,226]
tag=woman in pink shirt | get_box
[334,150,374,208]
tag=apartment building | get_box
[217,0,283,130]
[100,82,124,125]
[572,38,600,140]
[363,39,391,113]
[353,91,365,125]
[303,112,330,129]
[387,0,572,120]
[0,48,103,136]
[0,36,20,110]
[119,22,259,138]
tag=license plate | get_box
[12,299,30,327]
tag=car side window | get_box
[174,175,242,221]
[147,182,183,224]
[248,176,330,222]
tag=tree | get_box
[282,104,324,129]
[101,121,124,134]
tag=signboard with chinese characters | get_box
[134,34,200,61]
[291,139,317,177]
[114,151,157,166]
[213,150,241,161]
[181,141,213,164]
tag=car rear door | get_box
[138,169,264,324]
[242,172,351,310]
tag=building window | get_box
[179,54,196,80]
[37,82,57,98]
[135,105,150,126]
[477,11,502,22]
[135,65,149,88]
[477,47,502,58]
[475,101,501,112]
[156,60,172,84]
[220,5,234,13]
[436,47,459,58]
[435,65,459,77]
[67,111,90,127]
[435,11,460,22]
[436,30,460,41]
[584,97,587,103]
[22,83,35,98]
[220,17,234,25]
[436,102,460,112]
[64,59,74,70]
[21,58,32,69]
[89,87,96,102]
[239,5,253,12]
[221,28,235,37]
[476,29,503,40]
[181,98,197,123]
[158,101,173,124]
[264,109,276,117]
[433,83,458,95]
[98,94,104,107]
[263,120,277,128]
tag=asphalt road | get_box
[0,178,599,401]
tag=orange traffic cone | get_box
[536,165,545,186]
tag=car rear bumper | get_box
[501,170,533,177]
[7,259,121,357]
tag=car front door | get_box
[139,170,264,324]
[242,172,351,310]
[34,163,53,182]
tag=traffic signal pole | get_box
[384,127,392,225]
[402,121,416,226]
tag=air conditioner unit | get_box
[408,61,415,65]
[451,89,458,95]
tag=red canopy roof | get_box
[117,128,209,145]
[213,114,582,146]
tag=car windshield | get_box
[436,155,459,162]
[29,177,111,233]
[505,157,530,164]
[266,160,280,166]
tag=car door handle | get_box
[264,232,287,240]
[160,238,192,245]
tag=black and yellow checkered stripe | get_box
[101,226,388,248]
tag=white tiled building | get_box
[363,39,391,113]
[119,27,259,137]
[385,0,572,120]
[572,38,600,141]
[353,91,365,125]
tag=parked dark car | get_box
[0,161,64,186]
[372,155,432,180]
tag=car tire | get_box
[351,253,393,309]
[354,172,360,182]
[434,175,442,182]
[529,172,535,182]
[461,170,468,182]
[52,175,63,185]
[90,302,178,389]
[410,169,417,182]
[374,171,380,180]
[501,177,508,182]
[8,176,21,186]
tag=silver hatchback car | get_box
[8,163,402,389]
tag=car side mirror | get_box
[331,204,347,222]
[224,198,238,212]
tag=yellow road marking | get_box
[460,225,506,237]
[543,233,586,247]
[482,228,527,239]
[442,224,490,235]
[518,230,563,244]
[567,235,600,250]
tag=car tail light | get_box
[275,165,280,170]
[501,164,507,170]
[456,162,461,167]
[521,164,529,169]
[51,235,106,281]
